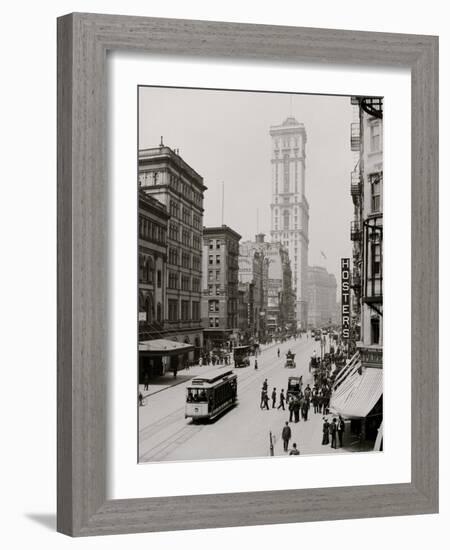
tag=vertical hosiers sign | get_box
[341,258,351,339]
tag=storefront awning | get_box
[330,367,382,419]
[139,339,194,356]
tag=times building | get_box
[269,117,309,329]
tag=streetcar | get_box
[233,345,251,367]
[185,369,237,420]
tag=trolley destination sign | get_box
[341,258,351,340]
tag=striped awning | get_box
[330,367,382,419]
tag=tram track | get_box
[139,338,314,462]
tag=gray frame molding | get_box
[57,13,438,537]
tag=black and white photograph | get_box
[137,86,383,463]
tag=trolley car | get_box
[185,369,237,420]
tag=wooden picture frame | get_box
[57,12,438,536]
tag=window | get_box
[216,285,221,296]
[208,270,213,281]
[157,270,161,288]
[283,210,290,230]
[192,301,200,321]
[168,271,179,289]
[209,300,219,313]
[371,316,380,344]
[181,300,190,321]
[370,122,382,152]
[168,299,178,321]
[371,242,381,276]
[209,254,213,265]
[215,270,220,281]
[370,173,382,212]
[283,154,290,193]
[181,275,190,291]
[216,241,221,249]
[216,254,221,265]
[192,277,200,293]
[208,284,213,295]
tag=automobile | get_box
[286,376,303,401]
[284,351,296,368]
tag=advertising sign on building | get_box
[341,258,351,339]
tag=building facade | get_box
[264,241,296,337]
[138,190,169,342]
[269,117,309,329]
[350,97,383,369]
[306,266,337,329]
[201,225,241,350]
[238,235,269,342]
[139,143,206,361]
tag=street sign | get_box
[341,258,351,340]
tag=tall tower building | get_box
[269,116,309,329]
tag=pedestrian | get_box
[301,398,310,421]
[289,443,300,455]
[330,418,338,448]
[278,389,286,410]
[262,378,268,392]
[304,384,312,400]
[254,359,258,370]
[173,365,178,379]
[322,418,330,445]
[337,415,345,447]
[260,389,266,409]
[263,391,270,410]
[277,348,280,358]
[271,388,277,408]
[288,398,295,422]
[281,421,292,452]
[144,373,149,391]
[138,392,144,407]
[293,397,300,423]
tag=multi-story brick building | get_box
[139,143,206,362]
[201,225,241,350]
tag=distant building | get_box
[139,143,206,365]
[306,266,337,328]
[269,117,309,329]
[264,241,295,336]
[238,234,269,341]
[201,225,241,350]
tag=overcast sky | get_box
[139,86,354,282]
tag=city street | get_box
[139,335,347,462]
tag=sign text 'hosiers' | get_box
[341,258,351,339]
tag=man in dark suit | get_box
[322,418,330,445]
[337,415,345,447]
[330,417,338,448]
[281,422,292,452]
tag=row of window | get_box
[139,216,166,245]
[168,299,201,322]
[209,254,221,266]
[168,224,201,250]
[167,270,201,292]
[168,247,201,271]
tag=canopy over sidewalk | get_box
[139,339,194,356]
[330,367,382,419]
